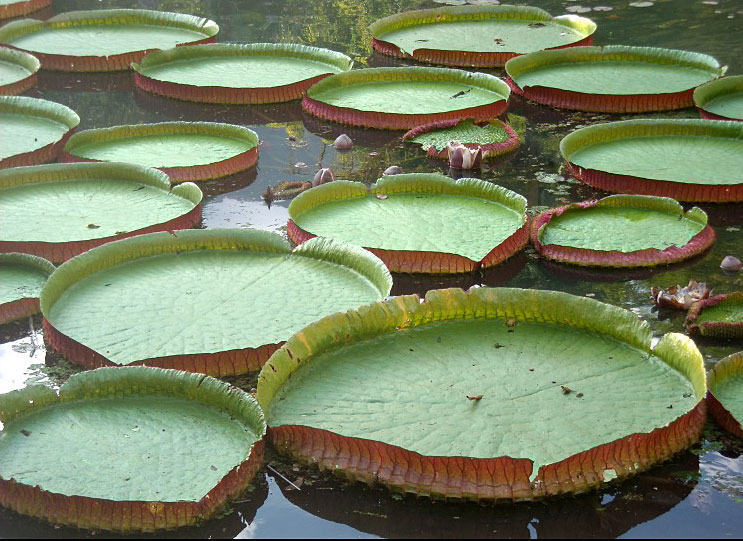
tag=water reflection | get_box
[0,318,46,394]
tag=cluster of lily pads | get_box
[1,1,743,534]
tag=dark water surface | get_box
[2,0,743,537]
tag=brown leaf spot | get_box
[87,223,100,229]
[20,429,31,437]
[561,386,572,395]
[506,318,517,327]
[467,395,483,401]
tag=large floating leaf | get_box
[133,43,353,104]
[0,46,39,95]
[531,195,714,267]
[370,5,596,67]
[0,96,79,169]
[506,46,724,113]
[0,366,265,532]
[707,352,743,438]
[259,287,706,501]
[62,122,260,182]
[694,75,743,120]
[41,229,392,375]
[303,67,510,129]
[403,118,520,158]
[0,252,53,324]
[0,162,203,262]
[686,293,743,338]
[0,9,218,71]
[0,0,50,20]
[288,174,528,273]
[561,119,743,202]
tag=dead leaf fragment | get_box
[467,394,483,401]
[87,223,100,229]
[561,386,572,395]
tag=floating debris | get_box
[651,280,711,310]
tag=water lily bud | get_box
[383,166,403,175]
[447,142,482,169]
[312,168,335,187]
[333,134,353,150]
[721,255,742,272]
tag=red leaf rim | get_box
[507,76,696,113]
[135,71,336,105]
[564,159,743,203]
[0,128,75,170]
[268,399,704,501]
[302,95,508,131]
[289,218,528,274]
[0,204,202,264]
[42,318,281,376]
[530,199,715,268]
[0,297,39,326]
[0,0,50,20]
[402,118,521,158]
[0,440,263,532]
[0,72,37,96]
[686,293,743,338]
[61,144,259,182]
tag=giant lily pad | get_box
[403,118,520,159]
[41,229,392,375]
[288,174,528,274]
[302,67,510,130]
[0,366,265,532]
[707,352,743,438]
[505,46,724,113]
[0,252,53,325]
[62,122,260,182]
[694,75,743,120]
[686,293,743,339]
[0,46,39,95]
[133,43,353,104]
[0,0,49,20]
[0,96,79,169]
[370,6,596,67]
[0,9,218,71]
[561,119,743,202]
[258,287,706,501]
[531,195,714,267]
[0,162,203,263]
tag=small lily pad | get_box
[694,75,743,121]
[0,46,39,95]
[707,352,743,438]
[403,118,520,159]
[686,293,743,338]
[0,252,53,325]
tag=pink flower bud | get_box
[333,134,353,150]
[721,255,742,272]
[312,168,335,186]
[447,142,482,169]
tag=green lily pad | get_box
[707,352,743,438]
[0,9,218,71]
[288,174,528,273]
[506,46,724,112]
[258,287,706,500]
[0,46,39,95]
[0,162,202,262]
[370,5,596,67]
[403,118,520,158]
[133,43,353,104]
[694,75,743,120]
[0,96,79,169]
[532,195,713,267]
[0,252,53,324]
[0,366,266,531]
[41,229,392,375]
[62,122,260,181]
[303,67,510,129]
[561,119,743,202]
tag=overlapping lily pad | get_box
[0,9,218,71]
[41,229,392,375]
[0,96,79,169]
[0,366,266,532]
[288,174,528,273]
[531,195,714,267]
[0,0,50,20]
[370,6,596,67]
[302,67,510,129]
[0,162,203,262]
[62,122,260,182]
[403,118,520,159]
[707,352,743,438]
[505,46,725,113]
[258,287,706,501]
[694,75,743,120]
[0,252,53,325]
[0,46,39,95]
[133,43,353,104]
[561,119,743,202]
[686,293,743,339]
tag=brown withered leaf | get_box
[651,280,710,310]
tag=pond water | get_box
[2,0,743,537]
